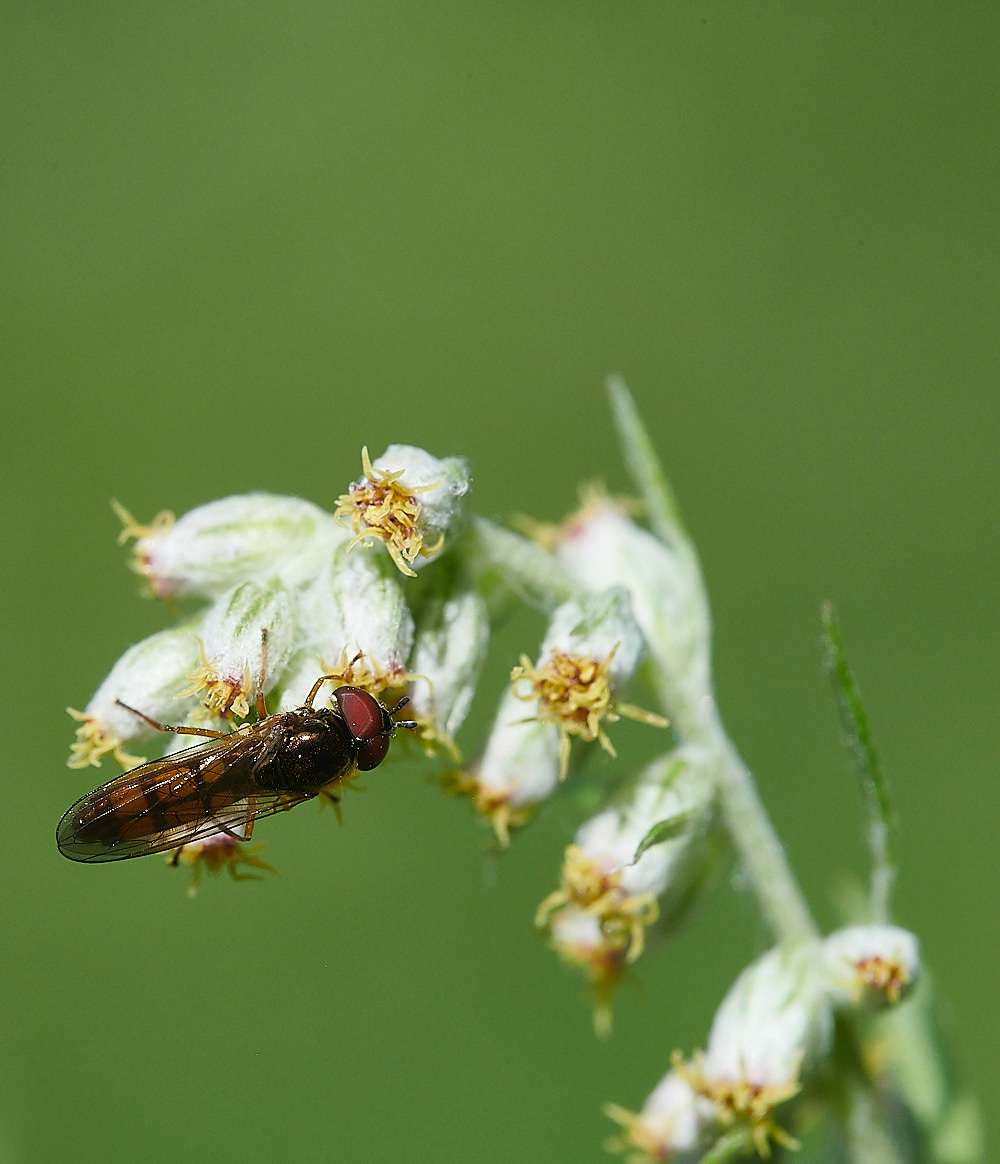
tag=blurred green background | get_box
[1,4,997,1161]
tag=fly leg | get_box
[302,651,366,708]
[255,629,269,720]
[303,674,332,708]
[318,785,344,824]
[242,797,256,842]
[115,700,230,740]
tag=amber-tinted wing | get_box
[57,730,315,863]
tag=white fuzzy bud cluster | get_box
[183,578,296,719]
[67,624,205,769]
[65,389,941,1164]
[70,447,472,775]
[278,548,415,711]
[119,493,345,600]
[611,924,921,1159]
[605,1070,713,1160]
[371,445,470,551]
[334,445,470,577]
[610,942,830,1159]
[703,942,832,1098]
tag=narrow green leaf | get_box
[633,809,696,864]
[699,1128,753,1163]
[821,601,895,920]
[605,374,691,550]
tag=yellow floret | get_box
[333,446,443,578]
[511,646,667,779]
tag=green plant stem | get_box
[608,374,819,946]
[606,374,692,548]
[701,704,819,942]
[841,1076,909,1164]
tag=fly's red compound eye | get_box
[355,734,390,771]
[333,686,385,741]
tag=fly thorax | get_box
[281,713,354,788]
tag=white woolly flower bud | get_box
[552,498,712,718]
[460,686,562,846]
[704,942,831,1089]
[680,942,831,1155]
[372,444,469,538]
[408,590,490,750]
[539,586,645,687]
[512,588,664,779]
[334,445,470,577]
[117,493,345,601]
[605,1069,715,1160]
[574,746,714,902]
[538,748,716,1012]
[822,924,920,1011]
[459,588,666,845]
[67,624,203,769]
[183,579,296,720]
[278,548,415,710]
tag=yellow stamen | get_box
[66,708,146,770]
[552,929,629,1037]
[673,1051,802,1159]
[511,646,667,779]
[112,499,175,545]
[508,513,562,551]
[315,647,409,699]
[536,845,661,1032]
[179,646,253,721]
[333,446,443,578]
[170,837,277,897]
[539,846,660,964]
[111,501,175,597]
[513,483,644,550]
[440,770,534,847]
[315,767,370,822]
[603,1100,688,1163]
[854,955,911,1005]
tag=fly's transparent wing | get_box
[56,730,314,863]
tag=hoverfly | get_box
[57,669,417,864]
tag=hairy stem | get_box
[841,1077,909,1164]
[608,374,818,945]
[703,704,819,942]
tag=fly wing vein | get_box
[57,729,278,861]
